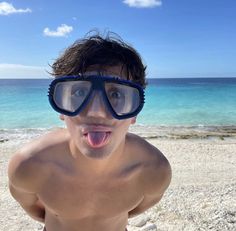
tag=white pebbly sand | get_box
[0,127,236,231]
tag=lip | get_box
[81,124,113,135]
[80,124,113,149]
[84,131,112,148]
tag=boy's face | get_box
[60,65,136,159]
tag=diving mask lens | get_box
[104,83,141,116]
[53,80,92,113]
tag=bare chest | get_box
[39,168,143,219]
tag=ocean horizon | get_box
[1,77,236,131]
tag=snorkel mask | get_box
[48,75,145,120]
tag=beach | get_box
[0,127,235,231]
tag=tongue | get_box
[87,132,109,148]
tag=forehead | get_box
[84,65,128,79]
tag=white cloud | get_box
[0,63,50,79]
[0,2,31,15]
[123,0,162,8]
[43,24,73,37]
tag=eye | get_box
[108,88,125,100]
[72,88,88,97]
[110,90,122,99]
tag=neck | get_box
[69,139,126,175]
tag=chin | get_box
[83,149,112,159]
[79,143,115,159]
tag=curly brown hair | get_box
[51,31,147,87]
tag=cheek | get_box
[131,117,136,124]
[59,114,65,121]
[64,117,78,133]
[115,119,133,134]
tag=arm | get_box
[9,183,45,222]
[128,150,172,218]
[8,152,45,223]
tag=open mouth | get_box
[84,131,111,148]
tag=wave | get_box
[129,124,236,140]
[1,125,236,143]
[0,127,63,143]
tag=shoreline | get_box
[130,124,236,140]
[1,125,236,143]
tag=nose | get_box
[82,91,111,119]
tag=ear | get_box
[59,114,65,121]
[131,117,136,124]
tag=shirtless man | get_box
[8,33,171,231]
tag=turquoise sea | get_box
[1,78,236,130]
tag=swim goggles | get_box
[48,75,145,119]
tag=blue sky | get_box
[0,0,235,78]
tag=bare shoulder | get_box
[8,128,69,192]
[126,133,171,217]
[126,133,172,196]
